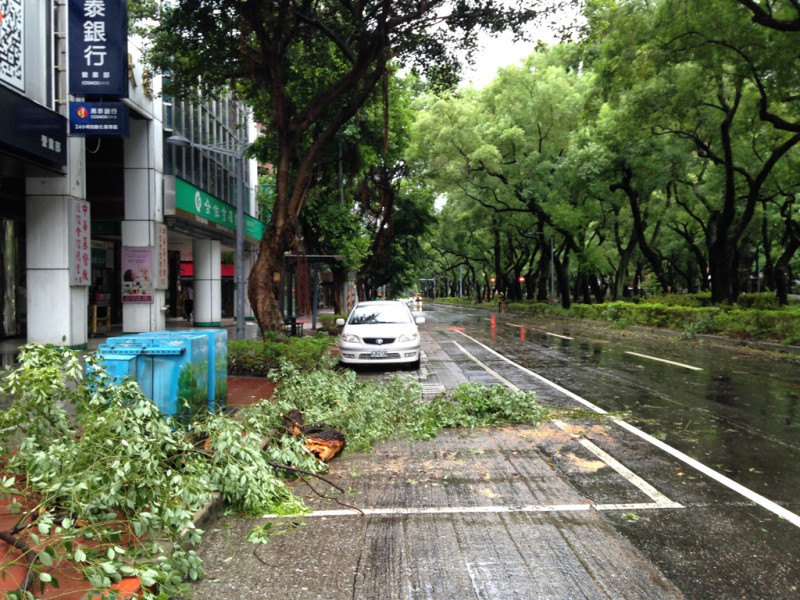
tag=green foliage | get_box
[0,342,557,594]
[566,300,800,344]
[243,362,553,454]
[435,294,800,344]
[0,345,318,598]
[645,293,713,308]
[317,314,347,335]
[191,414,309,517]
[414,383,551,438]
[262,362,422,453]
[0,345,212,598]
[227,334,334,376]
[734,293,782,311]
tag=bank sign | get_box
[69,101,128,136]
[68,0,128,97]
[175,177,264,243]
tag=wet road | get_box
[430,304,800,511]
[191,304,800,599]
[420,304,800,599]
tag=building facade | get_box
[0,0,260,346]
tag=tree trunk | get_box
[248,213,299,332]
[774,221,800,305]
[610,168,670,294]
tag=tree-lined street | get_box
[136,0,800,327]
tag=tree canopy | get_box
[135,0,800,313]
[138,0,561,330]
[414,0,800,306]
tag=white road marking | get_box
[453,332,608,414]
[452,341,521,392]
[625,351,703,371]
[552,420,682,509]
[452,338,681,510]
[262,502,678,519]
[546,332,573,340]
[452,329,800,529]
[421,383,446,396]
[509,325,573,340]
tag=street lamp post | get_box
[167,134,249,339]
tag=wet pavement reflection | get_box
[426,305,800,510]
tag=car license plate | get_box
[370,350,388,358]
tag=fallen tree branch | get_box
[267,461,365,515]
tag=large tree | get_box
[143,0,555,332]
[413,46,595,307]
[578,0,800,304]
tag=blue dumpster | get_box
[89,353,138,386]
[134,329,227,413]
[96,333,210,423]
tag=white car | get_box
[336,300,425,367]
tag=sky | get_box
[459,8,581,88]
[460,32,544,88]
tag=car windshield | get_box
[349,303,411,325]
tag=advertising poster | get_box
[69,199,91,285]
[156,223,168,289]
[121,246,154,303]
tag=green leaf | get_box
[140,570,158,587]
[38,549,53,567]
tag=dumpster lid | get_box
[98,343,185,356]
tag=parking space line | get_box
[595,502,679,511]
[452,338,682,511]
[552,420,682,509]
[262,501,687,518]
[453,332,608,413]
[451,329,800,529]
[264,505,593,518]
[451,341,521,392]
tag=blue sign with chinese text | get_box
[0,86,67,169]
[69,101,129,136]
[68,0,128,97]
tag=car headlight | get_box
[341,333,361,343]
[397,332,418,343]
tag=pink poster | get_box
[121,246,154,303]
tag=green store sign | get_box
[175,178,264,243]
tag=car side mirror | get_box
[415,316,426,324]
[335,318,346,326]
